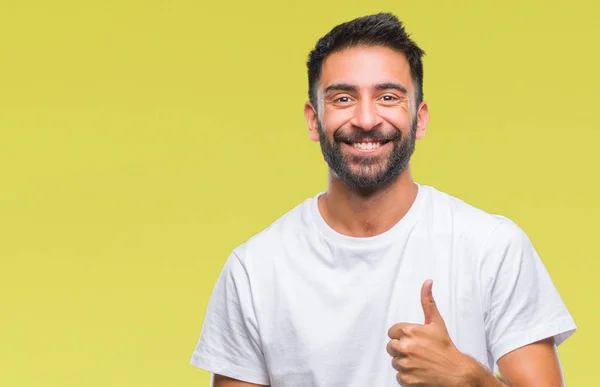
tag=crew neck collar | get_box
[310,183,425,248]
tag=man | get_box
[190,13,576,387]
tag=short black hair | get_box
[307,13,425,110]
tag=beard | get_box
[317,118,417,191]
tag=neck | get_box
[318,166,419,238]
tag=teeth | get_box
[353,142,381,150]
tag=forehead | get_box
[319,45,413,92]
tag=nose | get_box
[351,99,383,131]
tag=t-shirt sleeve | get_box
[190,251,270,385]
[479,220,577,363]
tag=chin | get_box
[342,174,394,191]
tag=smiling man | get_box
[190,13,576,387]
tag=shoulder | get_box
[231,193,318,267]
[419,184,531,253]
[422,186,541,275]
[420,184,511,231]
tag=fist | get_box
[386,280,473,386]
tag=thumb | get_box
[421,279,443,325]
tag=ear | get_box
[304,101,320,142]
[415,101,430,140]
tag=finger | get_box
[391,353,411,372]
[396,368,418,387]
[386,339,400,357]
[387,323,418,339]
[421,279,443,325]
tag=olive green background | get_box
[1,1,597,385]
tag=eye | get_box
[380,95,399,102]
[335,96,351,103]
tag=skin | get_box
[214,45,565,387]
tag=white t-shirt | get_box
[190,184,576,386]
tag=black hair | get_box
[307,13,425,110]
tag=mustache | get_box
[332,128,402,143]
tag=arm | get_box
[467,337,563,386]
[495,337,563,386]
[214,374,269,387]
[476,221,575,386]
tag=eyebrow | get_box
[324,83,357,94]
[375,82,408,95]
[323,82,408,95]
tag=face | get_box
[305,45,429,190]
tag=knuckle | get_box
[391,357,400,371]
[396,356,411,370]
[396,372,404,384]
[396,372,418,386]
[396,372,410,385]
[386,340,397,356]
[403,324,421,336]
[397,340,412,354]
[388,324,402,339]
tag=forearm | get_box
[462,356,511,387]
[473,369,510,387]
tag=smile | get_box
[353,141,382,150]
[342,140,390,153]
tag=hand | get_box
[387,280,476,386]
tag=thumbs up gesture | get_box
[386,280,477,386]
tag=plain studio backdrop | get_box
[0,1,597,386]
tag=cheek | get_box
[322,108,353,132]
[379,109,412,133]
